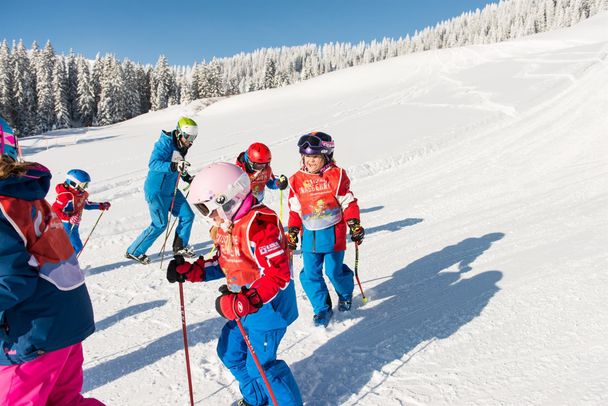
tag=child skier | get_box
[235,142,288,202]
[287,131,365,327]
[126,117,197,264]
[52,169,111,255]
[166,162,302,406]
[0,122,103,405]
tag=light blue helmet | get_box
[0,116,18,161]
[66,169,91,190]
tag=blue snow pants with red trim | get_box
[217,317,302,406]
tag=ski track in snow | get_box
[17,13,608,405]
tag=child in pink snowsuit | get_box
[0,121,103,405]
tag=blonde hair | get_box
[0,156,32,180]
[209,223,235,253]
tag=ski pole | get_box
[160,176,181,269]
[235,318,278,406]
[77,211,104,259]
[179,282,195,406]
[354,244,368,303]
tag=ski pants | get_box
[63,222,84,255]
[300,251,354,315]
[217,320,303,406]
[127,190,194,256]
[0,342,104,406]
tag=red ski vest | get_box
[52,183,89,221]
[236,157,274,202]
[289,167,344,230]
[216,205,285,289]
[0,196,84,290]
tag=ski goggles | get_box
[67,180,89,190]
[297,133,334,151]
[180,130,197,143]
[250,161,268,171]
[194,196,240,220]
[193,173,250,221]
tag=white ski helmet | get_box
[187,162,251,223]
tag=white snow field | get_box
[20,12,608,405]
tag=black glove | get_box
[276,175,288,190]
[181,172,193,184]
[287,226,300,250]
[167,255,206,283]
[167,255,187,283]
[347,219,365,245]
[215,285,263,320]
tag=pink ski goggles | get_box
[0,125,19,161]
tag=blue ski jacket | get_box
[144,131,186,198]
[0,163,95,365]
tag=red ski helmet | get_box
[246,143,272,164]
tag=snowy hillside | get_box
[20,12,608,405]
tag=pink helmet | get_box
[187,162,251,222]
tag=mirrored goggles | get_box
[297,134,334,150]
[179,130,197,143]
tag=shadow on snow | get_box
[360,206,384,214]
[365,218,423,236]
[95,300,168,332]
[292,232,505,405]
[83,317,225,392]
[85,240,213,276]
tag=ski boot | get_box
[313,309,333,327]
[173,245,196,258]
[338,300,352,312]
[125,251,151,265]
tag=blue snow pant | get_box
[217,320,303,406]
[300,251,354,315]
[127,190,194,256]
[63,222,83,255]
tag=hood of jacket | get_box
[0,163,51,201]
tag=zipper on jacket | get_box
[312,230,316,253]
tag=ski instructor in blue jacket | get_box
[126,117,198,265]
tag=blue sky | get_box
[2,1,494,66]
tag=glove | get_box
[215,285,263,320]
[69,214,81,225]
[99,202,111,211]
[287,226,299,250]
[171,160,190,174]
[276,175,288,190]
[166,255,205,283]
[347,219,365,245]
[166,255,187,283]
[181,172,193,184]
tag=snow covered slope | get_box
[21,12,608,405]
